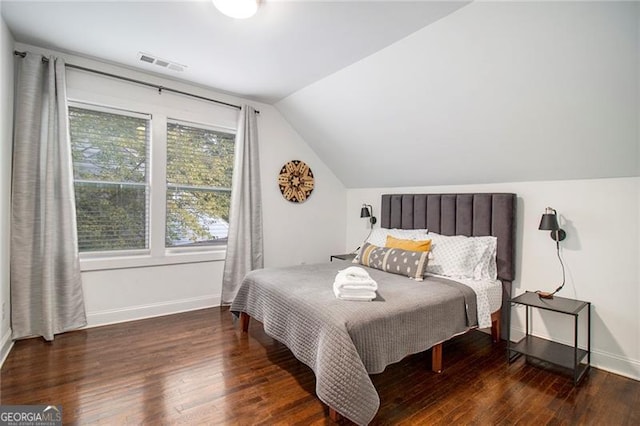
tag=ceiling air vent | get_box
[137,52,186,73]
[139,54,154,63]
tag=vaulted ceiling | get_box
[276,1,639,187]
[2,1,638,189]
[1,0,469,104]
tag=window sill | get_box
[79,249,227,272]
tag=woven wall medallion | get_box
[278,160,314,203]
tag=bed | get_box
[230,193,516,425]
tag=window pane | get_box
[75,182,148,252]
[166,122,235,188]
[69,107,148,183]
[166,189,231,247]
[166,121,235,248]
[69,105,150,252]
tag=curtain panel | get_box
[221,105,263,304]
[11,53,87,341]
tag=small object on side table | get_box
[508,291,591,385]
[330,253,357,262]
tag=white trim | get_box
[167,117,236,135]
[80,248,150,261]
[85,294,220,327]
[79,249,226,271]
[68,99,151,120]
[591,349,640,381]
[150,111,168,259]
[0,328,14,369]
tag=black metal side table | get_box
[330,253,357,262]
[508,291,591,385]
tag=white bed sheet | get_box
[426,274,502,329]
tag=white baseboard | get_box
[0,327,14,369]
[509,326,640,381]
[591,349,640,381]
[86,295,221,328]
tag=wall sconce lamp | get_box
[360,204,377,229]
[353,204,377,254]
[536,207,567,299]
[539,207,566,243]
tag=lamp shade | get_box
[213,0,258,19]
[360,206,371,218]
[539,207,566,242]
[538,213,560,231]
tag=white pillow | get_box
[365,228,429,247]
[426,233,491,279]
[473,236,498,280]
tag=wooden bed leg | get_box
[239,312,250,333]
[491,310,501,343]
[329,407,342,422]
[431,343,443,373]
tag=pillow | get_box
[426,233,488,279]
[473,236,498,280]
[365,228,429,247]
[385,235,432,252]
[354,242,429,280]
[355,228,429,261]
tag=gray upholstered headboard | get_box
[380,193,517,338]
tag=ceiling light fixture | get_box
[213,0,259,19]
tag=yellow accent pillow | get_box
[385,235,432,252]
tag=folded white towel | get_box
[333,286,376,301]
[334,274,377,290]
[334,267,378,291]
[340,266,373,281]
[332,266,378,301]
[337,288,377,299]
[336,283,378,291]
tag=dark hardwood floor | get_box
[1,307,638,425]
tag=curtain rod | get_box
[13,50,259,114]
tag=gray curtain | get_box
[11,53,87,341]
[221,105,263,304]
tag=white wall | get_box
[347,177,640,380]
[277,1,639,187]
[0,16,15,366]
[637,10,640,379]
[14,42,346,327]
[258,105,347,268]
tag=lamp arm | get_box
[537,240,566,299]
[366,204,377,227]
[552,240,566,294]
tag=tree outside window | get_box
[69,106,149,252]
[68,105,235,253]
[166,121,235,247]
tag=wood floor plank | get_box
[2,307,638,425]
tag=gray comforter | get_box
[230,262,477,425]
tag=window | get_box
[166,121,235,247]
[69,105,150,253]
[68,103,236,264]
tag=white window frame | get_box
[164,118,236,255]
[69,101,151,256]
[69,100,235,272]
